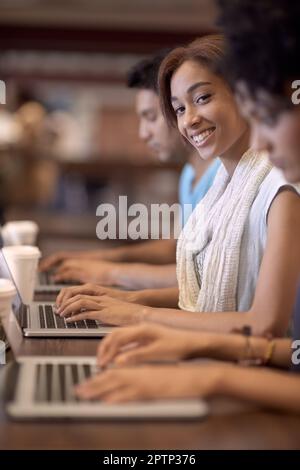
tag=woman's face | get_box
[170,60,248,161]
[235,82,300,183]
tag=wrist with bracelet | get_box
[231,325,276,366]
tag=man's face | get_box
[135,89,180,162]
[236,81,300,183]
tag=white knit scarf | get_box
[176,148,272,313]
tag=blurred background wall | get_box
[0,0,217,252]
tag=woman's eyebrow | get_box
[171,81,211,102]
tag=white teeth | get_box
[192,128,214,144]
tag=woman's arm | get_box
[142,190,300,335]
[75,361,300,414]
[57,190,300,335]
[219,365,300,414]
[98,322,292,368]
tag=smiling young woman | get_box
[55,35,300,342]
[66,5,300,415]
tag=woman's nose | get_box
[183,107,201,128]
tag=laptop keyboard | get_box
[38,271,78,286]
[34,362,96,403]
[38,305,98,329]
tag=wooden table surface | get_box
[1,311,300,450]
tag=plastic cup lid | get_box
[2,220,39,233]
[2,245,41,259]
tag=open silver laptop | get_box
[36,269,132,295]
[0,248,113,338]
[3,356,209,420]
[35,269,79,295]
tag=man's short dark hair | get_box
[217,0,300,101]
[127,49,172,94]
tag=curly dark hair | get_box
[127,49,172,93]
[217,0,300,102]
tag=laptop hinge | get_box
[19,304,29,329]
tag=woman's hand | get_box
[98,323,211,367]
[56,295,149,326]
[56,283,135,307]
[75,363,224,403]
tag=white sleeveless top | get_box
[236,168,299,311]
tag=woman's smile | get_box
[189,126,216,148]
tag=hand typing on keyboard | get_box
[56,294,148,327]
[39,304,98,329]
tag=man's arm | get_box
[40,239,177,271]
[52,260,178,290]
[106,239,177,264]
[105,264,178,290]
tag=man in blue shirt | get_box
[127,51,220,219]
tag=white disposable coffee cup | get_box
[0,278,16,319]
[1,220,39,246]
[2,246,41,305]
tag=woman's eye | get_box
[174,106,185,116]
[196,94,211,104]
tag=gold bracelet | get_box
[236,326,260,365]
[262,339,276,365]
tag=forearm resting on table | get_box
[132,287,179,308]
[142,306,289,337]
[217,366,300,413]
[103,239,176,264]
[109,264,177,290]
